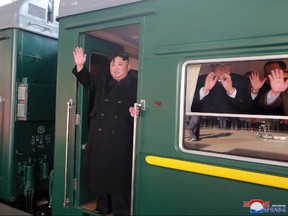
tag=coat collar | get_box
[105,71,134,98]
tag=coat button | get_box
[118,100,122,104]
[111,130,115,134]
[104,99,108,102]
[114,115,119,119]
[98,128,102,132]
[100,113,104,117]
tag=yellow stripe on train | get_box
[145,155,288,190]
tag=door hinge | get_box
[75,114,81,125]
[135,99,146,111]
[73,178,79,192]
[139,99,146,111]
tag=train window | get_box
[180,56,288,166]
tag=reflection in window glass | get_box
[182,58,288,164]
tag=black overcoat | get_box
[73,67,137,193]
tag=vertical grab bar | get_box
[63,99,73,208]
[130,100,145,216]
[0,96,5,144]
[0,96,4,126]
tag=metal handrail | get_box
[63,99,73,208]
[130,100,145,216]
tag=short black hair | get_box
[210,63,231,70]
[264,61,286,71]
[109,52,129,62]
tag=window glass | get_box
[181,58,288,165]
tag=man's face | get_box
[214,63,231,78]
[264,63,282,77]
[110,56,130,81]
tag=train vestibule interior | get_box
[75,23,140,212]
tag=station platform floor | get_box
[184,127,288,162]
[0,202,31,215]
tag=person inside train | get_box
[190,63,252,134]
[248,60,286,115]
[72,47,137,216]
[258,69,288,115]
[192,63,252,113]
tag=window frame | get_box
[179,54,288,167]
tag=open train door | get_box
[76,27,140,212]
[52,3,141,213]
[52,35,124,216]
[74,34,124,209]
[52,24,140,216]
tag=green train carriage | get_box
[52,0,288,215]
[0,0,59,214]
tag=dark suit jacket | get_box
[259,90,288,115]
[191,73,252,113]
[249,82,278,115]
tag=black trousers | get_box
[96,193,131,216]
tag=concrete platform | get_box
[184,128,288,162]
[0,202,31,216]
